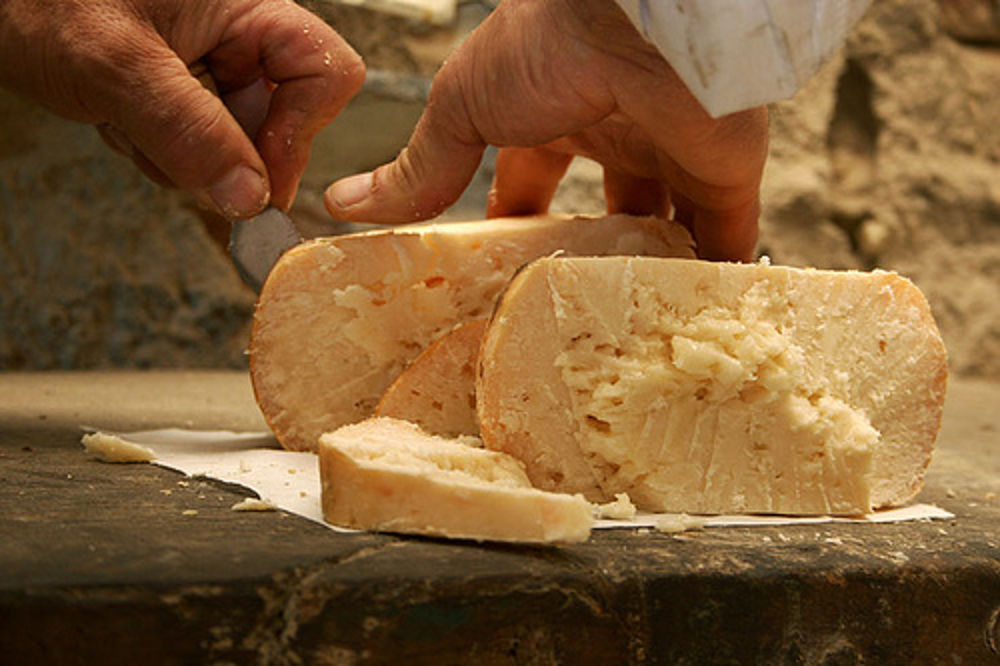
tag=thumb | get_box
[324,75,485,223]
[102,50,270,219]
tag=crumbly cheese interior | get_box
[554,272,876,514]
[479,256,947,516]
[322,418,531,489]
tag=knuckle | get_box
[381,146,425,196]
[371,147,447,220]
[425,61,480,147]
[152,100,234,186]
[338,52,366,94]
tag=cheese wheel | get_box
[318,417,593,543]
[250,215,694,451]
[477,256,948,515]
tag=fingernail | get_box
[327,172,373,208]
[208,165,269,218]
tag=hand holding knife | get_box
[186,61,303,292]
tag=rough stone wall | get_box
[0,93,256,369]
[758,0,1000,377]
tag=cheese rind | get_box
[375,320,486,437]
[250,215,694,451]
[477,256,948,515]
[318,418,593,543]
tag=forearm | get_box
[612,0,873,117]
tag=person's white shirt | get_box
[613,0,873,117]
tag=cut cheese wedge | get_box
[375,320,486,437]
[250,215,694,451]
[477,256,948,515]
[318,417,594,543]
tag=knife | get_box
[228,207,303,293]
[185,63,303,292]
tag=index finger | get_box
[208,3,365,209]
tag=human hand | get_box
[0,0,364,218]
[324,0,767,261]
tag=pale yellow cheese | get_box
[251,215,694,451]
[654,514,707,533]
[594,493,638,520]
[375,320,486,437]
[230,498,277,512]
[81,432,155,463]
[477,256,948,515]
[318,417,593,543]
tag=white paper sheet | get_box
[81,427,954,533]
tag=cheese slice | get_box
[477,256,948,515]
[250,215,694,451]
[318,417,593,543]
[375,319,486,437]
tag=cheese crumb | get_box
[594,493,637,520]
[231,498,277,512]
[654,514,707,533]
[81,432,154,463]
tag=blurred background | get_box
[1,0,997,377]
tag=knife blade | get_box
[184,63,302,292]
[228,207,303,293]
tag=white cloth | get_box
[613,0,872,117]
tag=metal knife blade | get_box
[228,207,303,293]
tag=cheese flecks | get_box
[251,215,695,451]
[82,432,155,463]
[477,257,948,516]
[375,320,486,437]
[318,418,594,543]
[594,493,638,520]
[230,498,278,512]
[654,514,707,533]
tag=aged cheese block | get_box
[477,256,948,515]
[375,319,486,437]
[250,215,694,451]
[318,417,593,543]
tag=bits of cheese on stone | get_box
[81,432,155,463]
[251,215,694,451]
[594,493,638,520]
[477,256,948,516]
